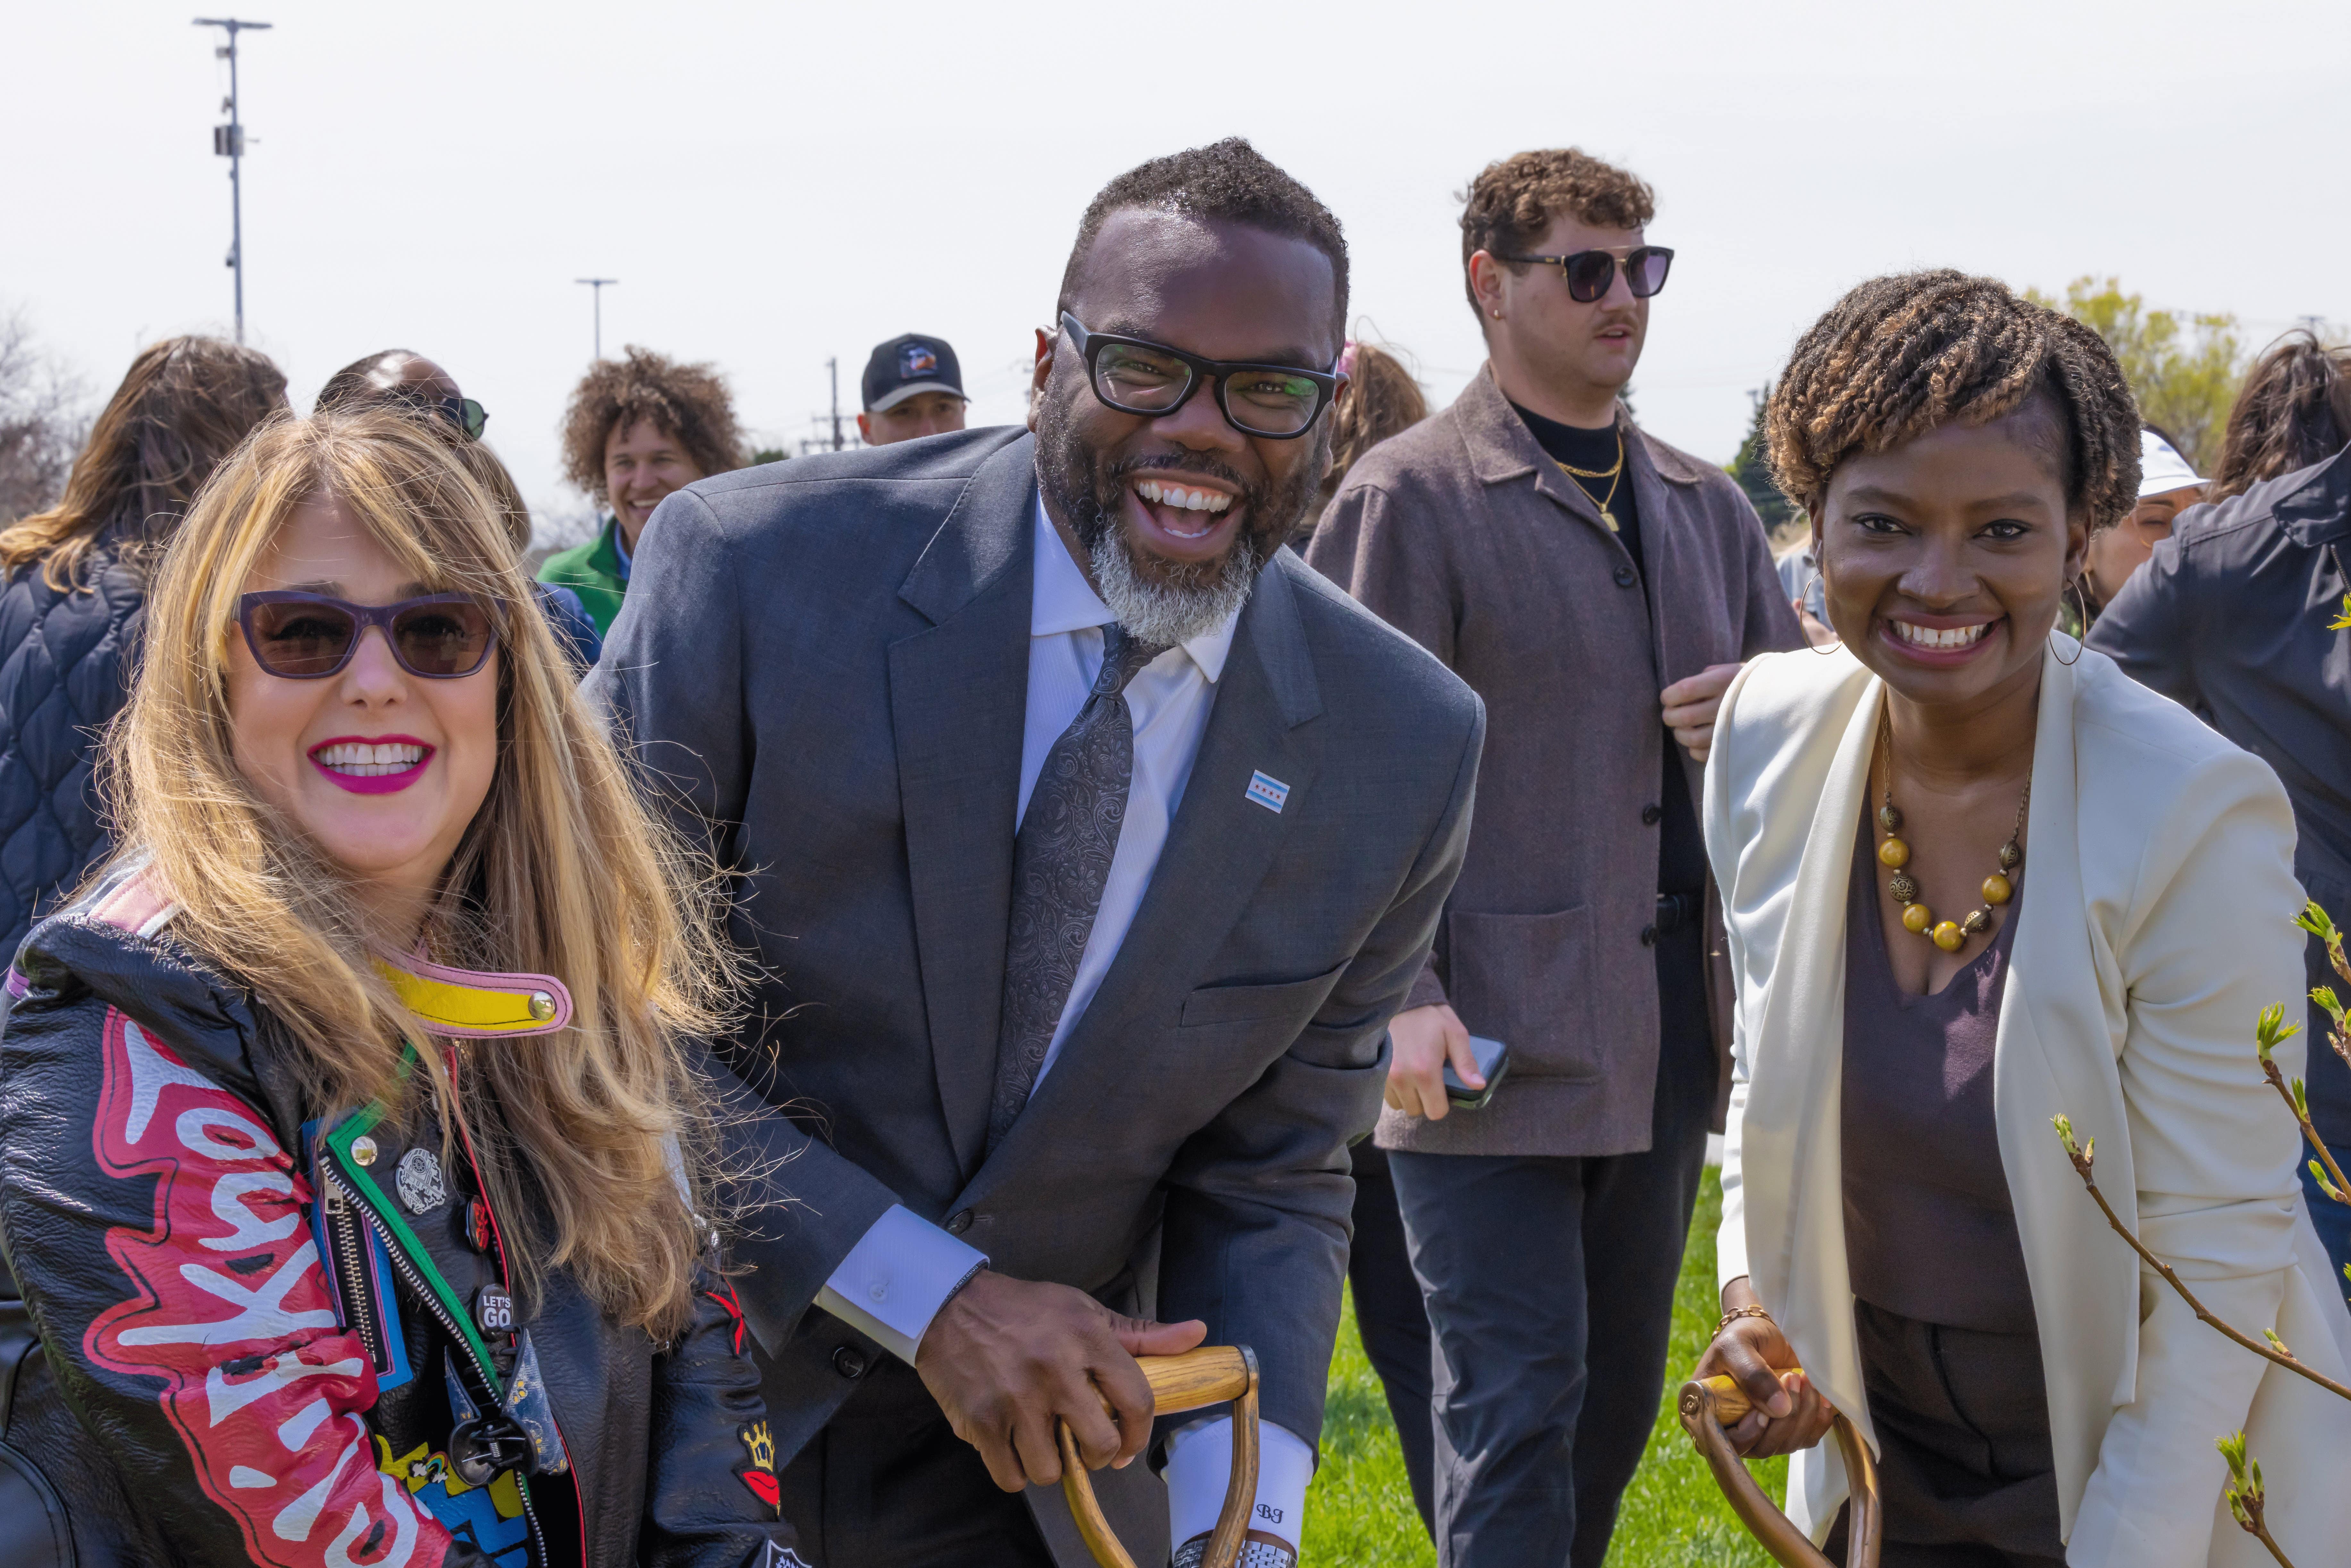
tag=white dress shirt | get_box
[814,498,1310,1551]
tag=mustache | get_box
[1105,451,1254,494]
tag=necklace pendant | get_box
[1598,507,1618,533]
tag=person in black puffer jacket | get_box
[0,409,805,1568]
[0,334,288,960]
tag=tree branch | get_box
[2051,1117,2351,1405]
[2219,1431,2297,1568]
[2254,1002,2351,1208]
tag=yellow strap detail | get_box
[377,964,545,1034]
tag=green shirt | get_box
[536,517,628,637]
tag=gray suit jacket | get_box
[590,428,1483,1468]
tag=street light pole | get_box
[575,278,618,360]
[194,17,271,344]
[828,357,843,451]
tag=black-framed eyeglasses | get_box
[237,591,500,680]
[1492,246,1675,304]
[1059,312,1344,439]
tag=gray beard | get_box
[1088,523,1259,648]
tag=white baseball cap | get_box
[2139,429,2204,498]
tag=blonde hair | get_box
[105,408,737,1338]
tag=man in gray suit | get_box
[593,138,1482,1567]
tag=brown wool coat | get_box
[1305,364,1803,1157]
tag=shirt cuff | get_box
[1164,1417,1313,1553]
[813,1204,988,1365]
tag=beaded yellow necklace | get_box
[1872,704,2028,954]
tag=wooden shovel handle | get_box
[1678,1373,1881,1568]
[1060,1346,1260,1568]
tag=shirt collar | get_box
[608,515,634,581]
[1030,494,1237,682]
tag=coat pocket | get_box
[1178,961,1350,1031]
[1446,906,1601,1080]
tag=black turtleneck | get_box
[1509,400,1705,899]
[1510,400,1646,578]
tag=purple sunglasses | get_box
[237,591,499,680]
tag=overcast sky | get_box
[8,0,2347,537]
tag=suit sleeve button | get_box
[1641,804,1662,825]
[1614,565,1638,588]
[946,1209,974,1235]
[832,1345,869,1380]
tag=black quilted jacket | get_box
[0,876,805,1568]
[0,547,145,961]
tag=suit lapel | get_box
[987,554,1326,1156]
[889,437,1039,1178]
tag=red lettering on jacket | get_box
[82,1008,450,1568]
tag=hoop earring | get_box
[2052,578,2085,666]
[1805,562,1840,654]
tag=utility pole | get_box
[194,17,272,344]
[574,278,618,360]
[827,357,844,451]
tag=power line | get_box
[574,278,618,360]
[193,17,271,344]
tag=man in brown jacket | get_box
[1306,149,1802,1567]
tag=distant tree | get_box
[1728,385,1799,541]
[749,446,791,466]
[0,311,87,525]
[2027,276,2245,473]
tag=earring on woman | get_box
[2053,577,2086,665]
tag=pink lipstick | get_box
[308,734,434,796]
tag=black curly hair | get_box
[1056,138,1348,337]
[1767,270,2141,535]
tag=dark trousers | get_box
[777,1357,1055,1567]
[2299,929,2351,1281]
[1347,1138,1437,1533]
[1392,925,1717,1568]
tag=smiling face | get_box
[225,492,500,937]
[1473,210,1649,421]
[602,416,704,550]
[1815,405,2088,714]
[1032,209,1338,644]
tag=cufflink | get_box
[1174,1531,1297,1568]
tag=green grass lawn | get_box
[1302,1168,1788,1566]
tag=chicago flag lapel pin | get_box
[1245,771,1290,814]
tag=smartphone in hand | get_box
[1442,1035,1510,1111]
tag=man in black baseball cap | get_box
[857,332,970,445]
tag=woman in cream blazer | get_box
[1698,271,2351,1567]
[1706,638,2351,1564]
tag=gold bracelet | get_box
[1716,1304,1774,1336]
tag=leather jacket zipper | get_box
[318,1178,390,1373]
[320,1152,553,1567]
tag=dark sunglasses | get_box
[1492,245,1675,304]
[1059,312,1344,438]
[237,592,500,680]
[383,384,489,441]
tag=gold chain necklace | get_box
[1873,704,2029,954]
[1556,434,1626,533]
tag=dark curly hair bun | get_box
[1766,269,2141,535]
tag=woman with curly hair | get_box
[539,348,745,637]
[1693,271,2351,1565]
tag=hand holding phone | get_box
[1442,1035,1510,1111]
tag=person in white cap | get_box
[2080,426,2205,617]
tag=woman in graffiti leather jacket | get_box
[0,409,803,1568]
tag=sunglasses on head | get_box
[1492,245,1675,304]
[237,592,499,680]
[382,384,489,441]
